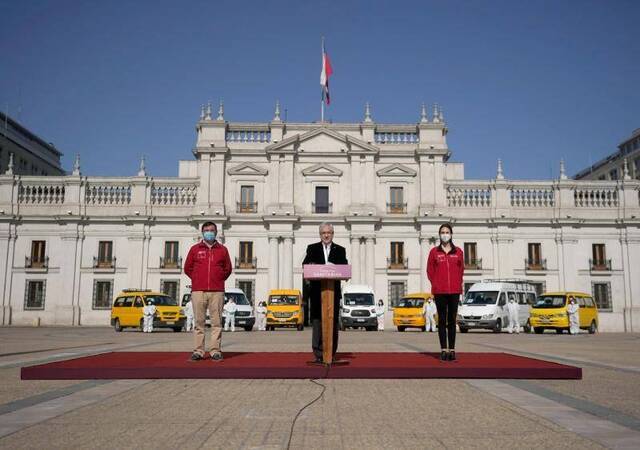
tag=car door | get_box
[132,296,144,327]
[497,292,507,322]
[517,292,529,325]
[577,296,588,327]
[120,296,134,325]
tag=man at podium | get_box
[302,222,348,363]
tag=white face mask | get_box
[440,233,451,243]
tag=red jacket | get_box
[426,244,464,295]
[184,241,232,292]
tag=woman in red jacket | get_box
[427,223,464,361]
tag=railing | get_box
[151,183,197,206]
[236,202,258,213]
[160,256,182,269]
[25,256,49,268]
[590,258,611,271]
[387,258,408,270]
[226,130,271,143]
[312,202,333,214]
[386,202,407,214]
[374,132,419,144]
[525,258,547,271]
[93,256,116,269]
[235,257,257,269]
[18,184,65,204]
[574,187,618,207]
[510,186,555,207]
[464,258,482,270]
[86,183,131,205]
[447,184,492,207]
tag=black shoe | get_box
[211,352,224,361]
[314,356,323,364]
[190,352,203,361]
[440,351,448,361]
[448,351,456,361]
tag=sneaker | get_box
[211,352,224,361]
[190,352,204,361]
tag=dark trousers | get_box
[312,318,339,360]
[435,294,460,350]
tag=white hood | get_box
[459,304,499,316]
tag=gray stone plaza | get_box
[1,327,639,449]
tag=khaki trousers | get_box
[192,291,224,356]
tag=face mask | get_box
[440,233,451,243]
[203,231,216,242]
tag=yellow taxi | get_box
[393,292,434,332]
[529,291,598,334]
[110,289,186,332]
[266,289,304,331]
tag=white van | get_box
[340,285,377,331]
[181,287,255,331]
[457,279,536,333]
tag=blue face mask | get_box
[203,231,216,242]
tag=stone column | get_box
[419,237,428,292]
[0,224,16,325]
[60,226,82,325]
[269,236,279,289]
[283,236,293,288]
[365,236,375,287]
[350,237,360,284]
[127,234,145,289]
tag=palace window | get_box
[92,279,113,309]
[236,280,255,305]
[313,186,330,213]
[238,186,257,212]
[388,187,406,213]
[388,242,406,269]
[237,242,256,269]
[526,243,545,270]
[28,240,47,268]
[160,280,180,302]
[592,282,612,311]
[388,281,407,309]
[96,241,114,268]
[464,243,480,269]
[591,244,610,271]
[25,280,46,310]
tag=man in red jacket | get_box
[184,222,232,361]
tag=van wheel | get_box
[556,328,564,334]
[244,326,253,332]
[420,326,427,332]
[114,319,122,332]
[366,326,376,331]
[339,322,346,331]
[172,327,182,332]
[589,321,597,334]
[534,327,544,334]
[297,324,304,331]
[524,320,532,333]
[397,326,406,332]
[459,327,468,333]
[492,319,502,333]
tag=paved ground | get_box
[1,327,640,449]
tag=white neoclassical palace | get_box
[1,102,639,331]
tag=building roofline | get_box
[0,112,63,157]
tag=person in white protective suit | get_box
[183,299,194,332]
[424,297,437,332]
[567,296,580,335]
[506,295,520,334]
[223,297,237,332]
[256,301,267,331]
[376,299,385,331]
[143,299,157,333]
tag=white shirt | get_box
[323,243,332,264]
[224,302,238,315]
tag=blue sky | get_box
[1,0,638,179]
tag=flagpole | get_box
[321,36,325,123]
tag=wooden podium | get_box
[303,264,351,365]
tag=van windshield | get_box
[269,295,298,305]
[225,292,250,305]
[463,291,498,305]
[533,296,566,308]
[343,293,374,306]
[396,298,425,308]
[145,295,177,306]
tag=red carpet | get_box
[21,352,581,380]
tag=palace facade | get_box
[1,103,639,330]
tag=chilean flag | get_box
[320,41,333,105]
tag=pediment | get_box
[376,163,417,177]
[227,162,268,176]
[265,127,378,154]
[301,163,343,177]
